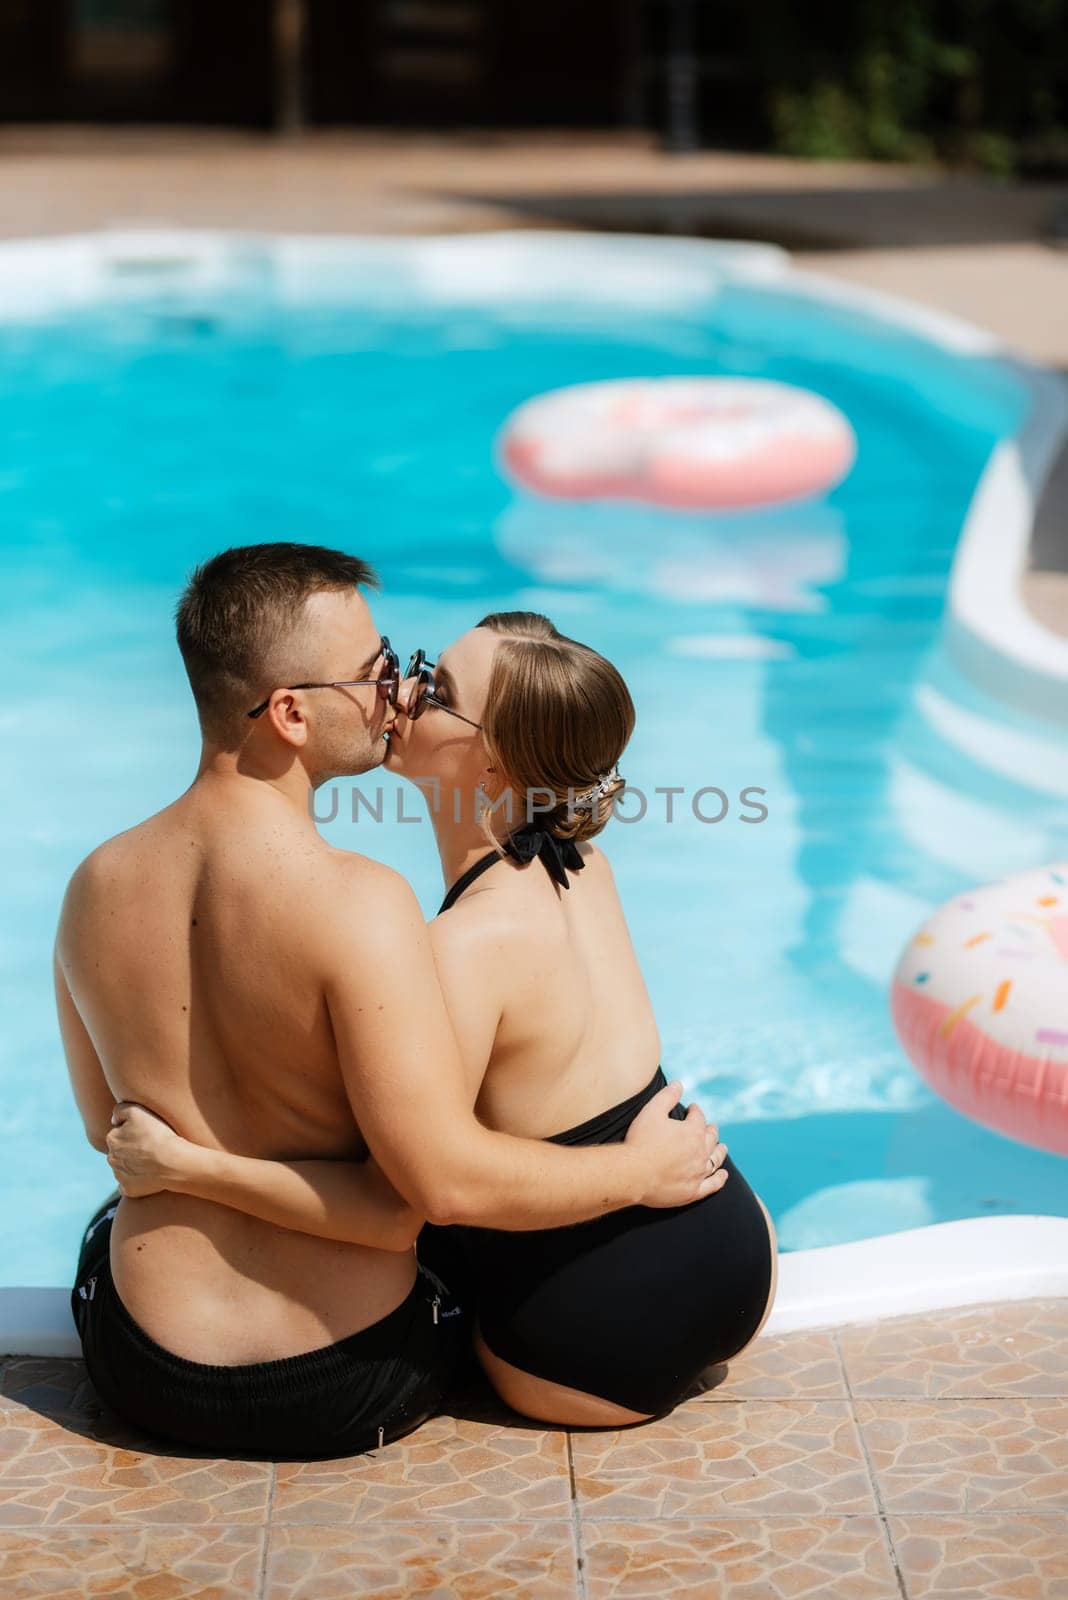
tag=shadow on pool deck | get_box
[1,1299,1065,1598]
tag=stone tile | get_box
[855,1398,1068,1513]
[264,1522,578,1599]
[580,1517,900,1599]
[272,1415,570,1525]
[0,1525,263,1598]
[693,1331,848,1400]
[0,1401,271,1527]
[889,1514,1068,1599]
[839,1301,1068,1398]
[571,1402,875,1519]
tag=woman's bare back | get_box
[432,841,661,1139]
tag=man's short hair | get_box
[176,542,378,742]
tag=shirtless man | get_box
[56,542,724,1458]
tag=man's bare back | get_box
[57,777,416,1364]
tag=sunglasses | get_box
[247,636,399,720]
[404,649,483,730]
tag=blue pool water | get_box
[2,238,1066,1286]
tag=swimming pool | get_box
[2,231,1066,1292]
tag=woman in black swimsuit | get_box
[393,612,776,1424]
[108,611,776,1426]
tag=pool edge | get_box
[767,1214,1068,1334]
[4,1215,1066,1356]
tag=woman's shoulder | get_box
[428,889,546,1016]
[574,837,619,887]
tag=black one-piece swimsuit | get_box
[418,822,775,1416]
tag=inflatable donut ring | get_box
[891,863,1068,1156]
[498,377,856,511]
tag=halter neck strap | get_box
[438,822,586,914]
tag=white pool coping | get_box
[790,264,1068,730]
[0,231,1064,1351]
[942,367,1068,727]
[766,1215,1068,1334]
[3,1215,1065,1357]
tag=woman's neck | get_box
[424,783,514,894]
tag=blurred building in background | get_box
[0,1,718,141]
[0,2,1064,174]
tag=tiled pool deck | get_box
[1,1299,1065,1598]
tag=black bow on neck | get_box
[505,822,585,890]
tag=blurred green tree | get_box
[742,0,1067,173]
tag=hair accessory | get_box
[578,765,622,807]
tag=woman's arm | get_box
[106,1104,422,1253]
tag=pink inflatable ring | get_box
[499,377,855,511]
[891,863,1068,1156]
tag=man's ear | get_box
[267,692,310,748]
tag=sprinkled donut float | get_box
[891,864,1068,1155]
[499,378,856,511]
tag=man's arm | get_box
[319,862,721,1229]
[54,949,115,1154]
[425,907,503,1106]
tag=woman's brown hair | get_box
[477,611,633,843]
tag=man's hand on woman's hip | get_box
[625,1080,728,1208]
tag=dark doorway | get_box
[0,1,275,126]
[305,1,630,128]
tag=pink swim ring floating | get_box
[891,863,1068,1156]
[498,377,856,511]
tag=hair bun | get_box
[477,613,635,848]
[552,771,626,843]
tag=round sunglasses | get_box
[404,649,483,730]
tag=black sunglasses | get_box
[404,649,483,730]
[247,636,399,720]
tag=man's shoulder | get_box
[303,844,422,924]
[56,822,161,954]
[295,848,427,990]
[63,820,153,899]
